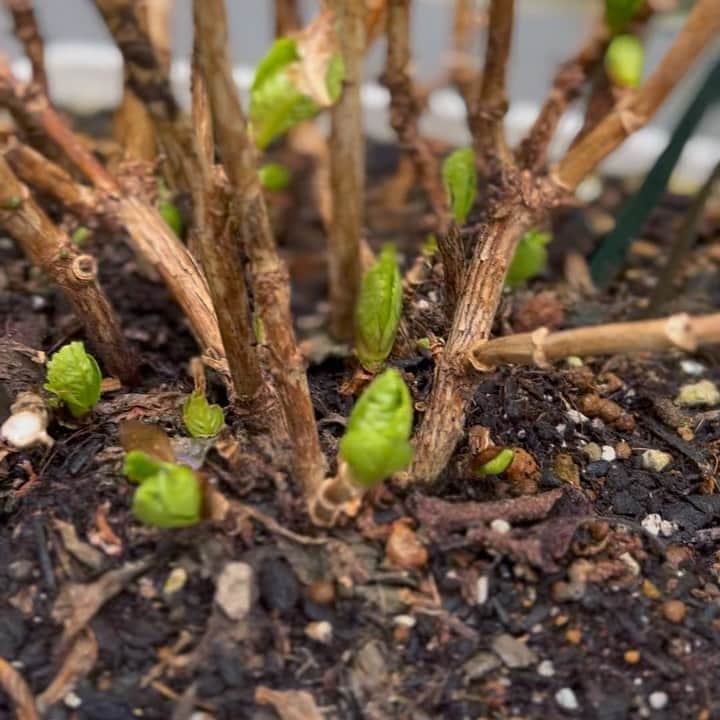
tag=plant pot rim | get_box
[12,41,720,184]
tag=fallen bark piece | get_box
[255,686,325,720]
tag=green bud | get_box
[123,450,163,484]
[71,226,92,245]
[250,38,345,149]
[44,341,102,418]
[422,233,438,256]
[340,368,414,488]
[258,162,293,191]
[131,463,202,528]
[355,245,403,372]
[442,147,477,224]
[416,337,431,350]
[605,0,643,34]
[1,196,23,210]
[475,448,514,476]
[183,392,224,438]
[158,199,184,238]
[505,229,552,288]
[605,35,644,88]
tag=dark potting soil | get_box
[1,137,719,720]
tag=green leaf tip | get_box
[71,226,92,245]
[250,39,345,149]
[505,228,552,288]
[44,341,102,418]
[258,162,293,191]
[340,368,414,488]
[605,35,644,88]
[605,0,643,35]
[183,392,224,438]
[355,244,403,372]
[131,463,202,528]
[475,448,514,476]
[123,450,163,484]
[442,147,477,224]
[158,198,184,238]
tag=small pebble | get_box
[393,614,416,628]
[649,691,669,710]
[259,558,299,613]
[582,442,602,462]
[600,445,616,462]
[64,691,82,709]
[615,441,632,459]
[555,687,580,711]
[566,356,584,368]
[680,360,704,376]
[620,552,640,576]
[8,560,34,582]
[662,600,687,624]
[304,620,333,645]
[555,454,580,486]
[624,650,640,664]
[565,628,582,645]
[476,575,489,605]
[163,567,188,596]
[307,580,335,605]
[385,522,428,570]
[641,449,672,472]
[490,519,511,534]
[676,380,720,407]
[642,579,661,600]
[537,659,555,677]
[641,513,663,537]
[216,562,254,620]
[492,633,537,669]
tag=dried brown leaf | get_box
[255,686,325,720]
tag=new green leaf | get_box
[355,245,403,372]
[605,35,644,88]
[258,162,293,191]
[475,448,514,476]
[44,341,102,418]
[505,229,552,288]
[442,147,477,224]
[131,463,202,528]
[183,392,224,438]
[340,368,414,488]
[605,0,643,34]
[123,450,163,484]
[158,198,184,237]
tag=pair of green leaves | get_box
[250,37,344,149]
[340,368,414,488]
[123,450,202,528]
[45,342,102,418]
[183,392,224,438]
[355,245,403,372]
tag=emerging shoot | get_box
[354,245,403,372]
[158,197,184,238]
[505,229,552,288]
[339,368,414,488]
[258,162,293,191]
[44,341,102,418]
[183,391,224,438]
[605,35,644,88]
[442,147,477,224]
[475,448,515,476]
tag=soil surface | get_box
[1,135,720,720]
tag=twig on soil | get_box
[192,0,325,501]
[383,0,447,226]
[468,312,720,371]
[328,0,365,340]
[0,658,39,720]
[0,155,137,382]
[4,0,47,94]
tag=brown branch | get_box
[4,0,47,94]
[274,0,302,36]
[0,155,137,382]
[328,0,365,341]
[92,0,196,191]
[517,21,609,172]
[555,0,720,191]
[383,0,447,226]
[193,0,325,499]
[472,0,515,175]
[449,0,482,113]
[469,312,720,371]
[0,658,39,720]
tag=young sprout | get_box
[605,0,644,35]
[71,226,92,245]
[505,229,552,288]
[442,147,477,224]
[158,198,184,238]
[183,391,224,438]
[605,35,644,88]
[339,368,414,488]
[122,450,202,528]
[475,448,514,476]
[0,196,22,210]
[250,37,344,149]
[44,341,102,418]
[258,162,293,191]
[354,245,403,372]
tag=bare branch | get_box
[449,0,482,113]
[383,0,447,225]
[0,155,137,382]
[472,0,515,174]
[555,0,720,191]
[193,0,326,499]
[274,0,302,36]
[328,0,365,340]
[469,312,720,371]
[4,0,47,94]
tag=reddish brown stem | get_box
[450,0,482,114]
[469,312,720,370]
[0,156,137,383]
[4,0,47,94]
[193,0,325,499]
[328,0,365,341]
[274,0,302,36]
[383,0,447,226]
